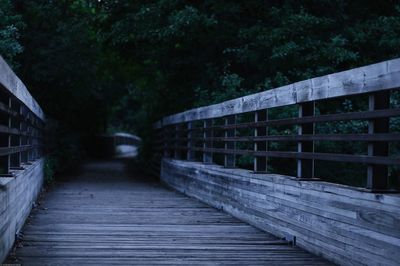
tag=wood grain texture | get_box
[6,160,331,265]
[0,56,45,120]
[156,58,400,127]
[0,159,45,262]
[161,159,400,266]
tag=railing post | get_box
[0,97,12,174]
[34,124,39,160]
[164,126,170,158]
[31,118,36,160]
[203,119,213,164]
[367,91,390,190]
[21,107,28,164]
[10,100,21,169]
[174,124,179,159]
[35,125,39,159]
[37,121,42,158]
[254,110,268,173]
[28,112,33,162]
[224,115,236,168]
[187,121,195,161]
[297,101,315,179]
[30,117,34,161]
[162,127,167,158]
[18,104,22,164]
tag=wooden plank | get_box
[224,115,236,168]
[0,56,45,121]
[190,147,400,165]
[161,159,400,266]
[162,159,400,209]
[367,91,390,189]
[297,101,315,179]
[254,110,268,173]
[209,108,400,129]
[158,58,400,126]
[0,145,33,157]
[189,133,400,142]
[203,119,213,164]
[6,160,331,265]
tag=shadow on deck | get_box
[6,160,331,265]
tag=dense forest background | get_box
[0,0,399,182]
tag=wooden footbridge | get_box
[1,55,400,265]
[6,160,330,265]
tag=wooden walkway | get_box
[7,161,331,265]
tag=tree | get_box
[0,0,24,68]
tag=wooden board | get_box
[155,58,400,127]
[5,160,331,265]
[160,159,400,266]
[0,56,45,120]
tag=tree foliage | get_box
[1,0,399,180]
[0,0,24,68]
[102,0,400,123]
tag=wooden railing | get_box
[114,132,141,146]
[154,58,400,191]
[0,56,45,175]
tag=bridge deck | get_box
[7,161,330,265]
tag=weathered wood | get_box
[186,122,195,160]
[254,110,268,173]
[203,119,213,164]
[174,124,180,159]
[190,147,400,165]
[367,91,390,190]
[181,133,400,142]
[0,56,45,121]
[161,159,400,266]
[224,115,236,168]
[182,108,399,132]
[6,160,331,265]
[297,101,315,179]
[159,58,400,126]
[0,145,35,157]
[0,57,45,179]
[151,58,400,266]
[163,126,172,158]
[0,159,45,262]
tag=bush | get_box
[44,156,58,184]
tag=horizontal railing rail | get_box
[114,133,142,146]
[0,56,45,175]
[153,58,400,191]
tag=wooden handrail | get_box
[0,56,44,121]
[0,56,45,175]
[155,58,400,127]
[153,58,400,191]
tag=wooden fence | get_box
[0,56,45,176]
[154,58,400,191]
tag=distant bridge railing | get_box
[114,132,141,146]
[154,58,400,191]
[0,56,45,175]
[91,133,141,158]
